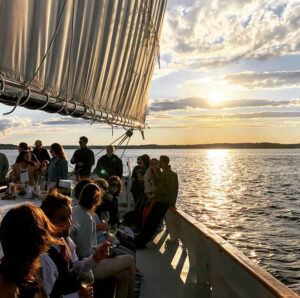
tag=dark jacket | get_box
[71,147,95,176]
[155,166,178,206]
[33,147,50,163]
[0,153,9,181]
[95,154,123,179]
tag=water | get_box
[3,148,300,293]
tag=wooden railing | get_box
[165,207,299,298]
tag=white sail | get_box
[0,0,167,128]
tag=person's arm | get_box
[44,149,51,162]
[71,214,95,259]
[70,150,77,164]
[0,155,9,181]
[88,150,95,167]
[117,158,123,178]
[39,253,58,296]
[59,159,68,180]
[144,168,152,194]
[10,164,19,183]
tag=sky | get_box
[1,0,300,146]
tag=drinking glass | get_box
[101,211,109,224]
[108,224,117,237]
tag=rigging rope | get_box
[3,0,67,115]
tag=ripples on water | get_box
[4,148,300,293]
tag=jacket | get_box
[155,166,178,206]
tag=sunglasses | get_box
[110,182,120,187]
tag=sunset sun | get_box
[208,90,226,105]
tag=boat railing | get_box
[165,207,299,298]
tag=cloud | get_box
[148,97,300,112]
[0,117,31,136]
[161,0,300,70]
[188,111,300,119]
[224,71,300,89]
[38,117,88,126]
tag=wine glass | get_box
[101,211,109,224]
[108,224,117,237]
[108,224,118,248]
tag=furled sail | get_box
[0,0,167,128]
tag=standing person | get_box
[135,155,178,249]
[94,145,123,180]
[71,136,95,181]
[0,203,58,297]
[47,143,68,186]
[33,140,50,166]
[130,156,143,204]
[0,152,9,185]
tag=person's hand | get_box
[96,222,107,231]
[78,284,93,298]
[42,160,49,167]
[93,241,110,262]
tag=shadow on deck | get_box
[136,228,196,298]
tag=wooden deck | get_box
[137,228,196,298]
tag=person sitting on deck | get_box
[46,143,68,187]
[75,178,135,256]
[40,190,110,297]
[70,182,135,298]
[71,136,95,181]
[94,145,123,180]
[96,175,122,225]
[134,155,178,249]
[10,151,39,185]
[0,204,58,297]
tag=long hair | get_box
[50,143,67,160]
[0,204,58,285]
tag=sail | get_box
[0,0,167,128]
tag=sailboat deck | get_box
[137,228,194,298]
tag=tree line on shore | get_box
[1,143,300,149]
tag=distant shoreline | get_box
[1,143,300,149]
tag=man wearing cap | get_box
[94,145,123,180]
[33,140,50,166]
[71,136,95,181]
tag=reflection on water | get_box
[174,149,300,294]
[3,148,300,293]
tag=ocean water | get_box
[2,148,300,293]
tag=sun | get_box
[208,90,226,106]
